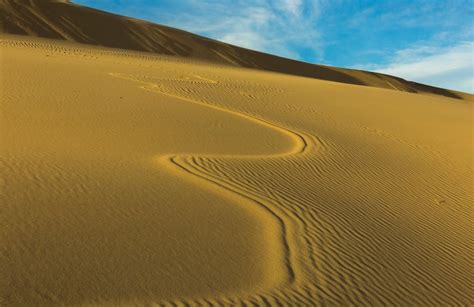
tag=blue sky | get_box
[73,0,473,93]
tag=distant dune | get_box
[1,0,472,306]
[1,0,471,100]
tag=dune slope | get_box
[1,34,472,306]
[0,0,470,100]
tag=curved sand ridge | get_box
[108,72,472,305]
[109,72,323,291]
[2,37,472,306]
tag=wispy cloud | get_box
[150,0,323,60]
[73,0,473,92]
[277,0,303,16]
[358,42,474,93]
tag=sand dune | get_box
[1,34,472,306]
[1,1,473,306]
[1,0,469,100]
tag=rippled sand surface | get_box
[1,36,472,305]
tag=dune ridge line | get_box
[2,34,471,306]
[109,71,326,301]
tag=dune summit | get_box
[1,0,470,100]
[1,0,472,306]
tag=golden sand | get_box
[1,1,473,306]
[1,35,472,305]
[1,0,469,100]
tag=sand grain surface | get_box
[1,35,472,305]
[1,0,469,100]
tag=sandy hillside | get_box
[1,1,473,306]
[1,0,470,101]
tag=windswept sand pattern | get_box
[1,38,472,306]
[110,72,472,305]
[2,0,469,100]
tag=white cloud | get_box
[148,0,322,61]
[74,0,472,92]
[214,6,273,50]
[220,31,264,51]
[277,0,303,16]
[360,42,474,93]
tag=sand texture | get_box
[0,0,470,101]
[1,35,472,306]
[1,1,473,306]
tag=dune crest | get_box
[1,0,471,100]
[1,35,472,305]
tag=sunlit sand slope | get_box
[1,36,472,305]
[0,0,469,100]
